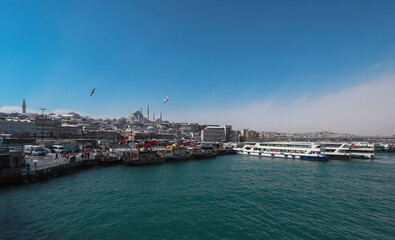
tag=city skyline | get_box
[1,0,395,135]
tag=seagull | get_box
[90,88,95,96]
[164,96,168,104]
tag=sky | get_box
[1,0,395,135]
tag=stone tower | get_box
[22,98,26,113]
[147,104,149,121]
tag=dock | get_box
[0,148,235,187]
[1,157,101,186]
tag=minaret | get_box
[147,104,149,121]
[160,112,162,121]
[22,98,26,113]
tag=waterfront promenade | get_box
[1,153,101,186]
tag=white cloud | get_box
[51,109,83,115]
[0,106,83,116]
[167,75,395,136]
[0,106,38,114]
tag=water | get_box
[1,153,394,239]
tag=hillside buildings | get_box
[35,117,60,138]
[0,118,36,137]
[201,125,236,142]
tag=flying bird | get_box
[90,88,95,96]
[164,96,168,104]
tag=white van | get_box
[24,145,47,156]
[52,145,67,153]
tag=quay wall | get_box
[1,150,235,187]
[0,158,101,187]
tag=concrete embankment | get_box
[0,159,101,187]
[1,149,236,187]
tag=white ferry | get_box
[234,142,328,161]
[320,142,374,160]
[349,142,374,159]
[319,143,351,160]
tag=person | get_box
[66,153,69,160]
[34,162,37,170]
[55,153,58,159]
[26,163,30,171]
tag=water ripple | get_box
[1,154,394,239]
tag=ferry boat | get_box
[235,142,327,161]
[122,148,163,165]
[349,142,374,159]
[374,143,395,152]
[320,142,374,160]
[190,144,216,159]
[374,143,386,152]
[160,144,191,162]
[319,143,351,160]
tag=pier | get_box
[1,157,101,186]
[0,147,235,187]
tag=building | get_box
[60,124,83,138]
[224,125,233,142]
[128,110,146,123]
[34,117,60,138]
[245,130,259,142]
[200,125,235,142]
[241,129,249,137]
[201,126,226,142]
[0,118,36,137]
[87,130,120,140]
[122,132,156,141]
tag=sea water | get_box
[1,153,394,239]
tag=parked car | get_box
[24,145,47,156]
[52,145,67,153]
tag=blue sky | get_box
[1,0,395,134]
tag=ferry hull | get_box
[326,154,351,160]
[237,151,328,161]
[351,154,374,160]
[163,155,191,162]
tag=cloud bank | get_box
[0,106,83,116]
[168,76,395,136]
[0,106,39,114]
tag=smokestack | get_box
[147,104,149,121]
[153,114,156,121]
[160,112,162,121]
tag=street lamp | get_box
[40,108,46,142]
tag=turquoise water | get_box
[1,153,394,239]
